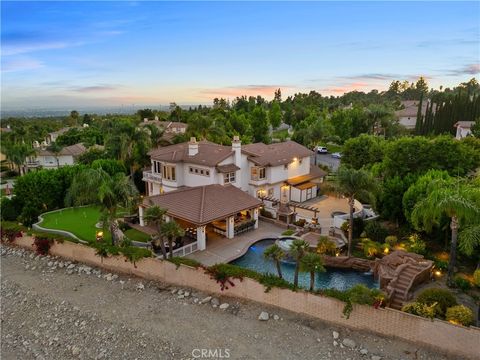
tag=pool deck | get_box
[185,221,285,266]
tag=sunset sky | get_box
[2,1,479,110]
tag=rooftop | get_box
[143,184,262,226]
[242,141,313,166]
[37,143,87,157]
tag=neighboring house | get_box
[395,100,429,130]
[139,118,188,143]
[26,143,87,170]
[454,121,475,139]
[44,127,72,145]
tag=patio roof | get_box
[143,184,262,226]
[287,165,327,186]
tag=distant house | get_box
[44,127,72,145]
[26,143,87,171]
[454,121,475,140]
[395,100,429,130]
[139,118,188,143]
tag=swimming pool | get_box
[231,239,378,291]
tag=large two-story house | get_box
[139,136,325,255]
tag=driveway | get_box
[313,153,340,171]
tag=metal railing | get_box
[142,171,162,184]
[171,241,199,257]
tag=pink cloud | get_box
[196,85,293,99]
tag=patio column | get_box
[253,208,259,229]
[197,226,206,250]
[138,206,144,226]
[226,216,235,239]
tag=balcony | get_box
[142,171,162,184]
[26,160,40,167]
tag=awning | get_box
[294,182,315,190]
[287,165,327,186]
[216,163,240,173]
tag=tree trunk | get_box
[310,271,315,291]
[168,236,174,259]
[294,263,299,287]
[447,216,458,285]
[348,197,354,257]
[109,221,118,246]
[276,260,283,279]
[156,226,168,259]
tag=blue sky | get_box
[1,1,479,109]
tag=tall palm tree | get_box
[118,127,151,176]
[459,224,480,269]
[4,142,35,175]
[412,181,480,284]
[335,166,377,257]
[289,239,310,288]
[264,244,285,279]
[66,168,138,246]
[160,220,185,259]
[143,205,168,259]
[300,252,325,291]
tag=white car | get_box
[315,146,328,154]
[331,152,342,159]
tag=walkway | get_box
[186,221,285,266]
[294,195,350,231]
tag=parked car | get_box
[315,146,328,154]
[331,152,342,159]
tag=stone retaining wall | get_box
[12,237,480,359]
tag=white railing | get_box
[142,171,162,184]
[171,241,199,257]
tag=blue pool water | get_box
[231,239,378,291]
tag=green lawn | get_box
[40,206,150,243]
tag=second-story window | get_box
[224,172,236,183]
[153,161,161,173]
[251,167,266,181]
[162,165,176,181]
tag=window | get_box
[284,164,288,170]
[268,188,274,197]
[189,166,210,177]
[224,172,236,183]
[251,167,266,181]
[299,159,303,165]
[162,165,176,181]
[153,161,161,174]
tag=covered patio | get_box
[138,184,262,257]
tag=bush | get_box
[33,234,54,255]
[364,221,389,243]
[446,305,474,326]
[340,218,365,239]
[473,269,480,287]
[360,238,382,258]
[282,229,295,236]
[406,233,427,255]
[316,236,337,255]
[454,276,472,292]
[0,197,23,221]
[168,257,203,269]
[294,219,306,227]
[385,235,398,246]
[0,221,24,242]
[401,302,436,319]
[434,259,448,271]
[416,288,457,318]
[260,208,274,219]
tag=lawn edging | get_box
[8,236,480,359]
[33,207,88,244]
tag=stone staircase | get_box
[388,264,424,310]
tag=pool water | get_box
[231,239,378,291]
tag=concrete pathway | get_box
[186,221,285,266]
[295,195,350,231]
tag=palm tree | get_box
[300,252,325,291]
[264,244,285,279]
[289,239,310,288]
[335,166,377,257]
[411,181,480,284]
[66,168,138,246]
[143,205,168,258]
[5,142,35,175]
[459,224,480,269]
[47,142,64,168]
[160,220,185,259]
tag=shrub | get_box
[340,218,365,239]
[168,257,202,269]
[316,236,337,256]
[446,305,474,326]
[385,235,398,246]
[119,246,152,267]
[0,197,23,221]
[360,238,382,258]
[260,208,274,219]
[473,269,480,287]
[0,221,24,243]
[294,219,306,227]
[118,221,131,232]
[282,229,295,236]
[401,302,436,319]
[454,276,472,292]
[364,221,389,243]
[416,288,457,318]
[406,233,427,255]
[434,259,448,271]
[33,234,54,255]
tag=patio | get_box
[186,221,285,266]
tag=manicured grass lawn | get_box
[40,206,150,243]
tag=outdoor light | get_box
[383,247,389,254]
[293,157,298,162]
[435,270,442,277]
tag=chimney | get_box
[143,118,149,123]
[232,135,241,168]
[154,115,159,121]
[188,137,198,156]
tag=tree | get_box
[143,205,168,258]
[289,239,310,288]
[335,166,377,257]
[264,244,285,279]
[250,106,270,143]
[160,220,185,259]
[4,142,35,175]
[69,110,80,126]
[415,77,429,95]
[66,168,138,246]
[299,252,325,291]
[47,142,64,168]
[342,134,384,170]
[411,181,480,284]
[269,101,282,129]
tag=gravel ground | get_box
[0,245,461,360]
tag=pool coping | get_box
[224,237,278,264]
